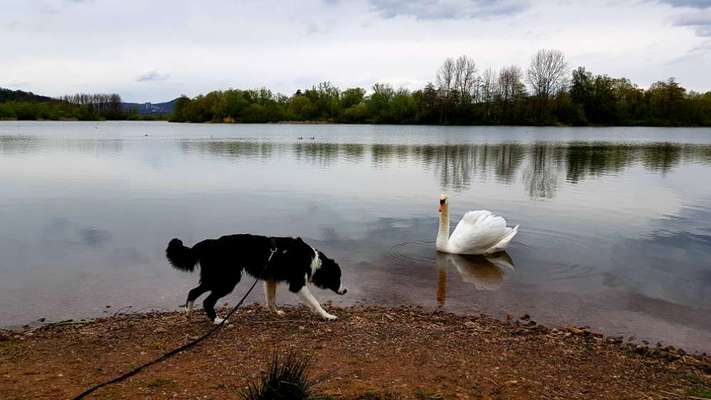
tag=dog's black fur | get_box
[166,234,344,321]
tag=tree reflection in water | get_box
[182,140,711,198]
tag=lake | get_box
[1,121,710,352]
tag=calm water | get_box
[1,121,710,352]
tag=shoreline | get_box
[4,301,710,356]
[2,305,709,399]
[2,119,711,127]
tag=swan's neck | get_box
[436,205,450,251]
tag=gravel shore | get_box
[1,304,710,399]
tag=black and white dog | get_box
[166,234,346,323]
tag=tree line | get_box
[2,49,710,125]
[172,49,711,126]
[0,89,153,121]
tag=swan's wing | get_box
[483,225,519,255]
[448,210,508,255]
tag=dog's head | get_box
[312,251,347,295]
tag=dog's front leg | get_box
[297,286,337,320]
[264,280,285,316]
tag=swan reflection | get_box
[435,252,515,305]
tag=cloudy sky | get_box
[1,0,710,102]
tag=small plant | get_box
[146,377,175,389]
[241,352,315,400]
[687,373,711,399]
[415,389,444,400]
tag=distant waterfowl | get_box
[436,194,519,255]
[298,136,303,140]
[309,136,315,140]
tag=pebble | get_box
[567,326,584,335]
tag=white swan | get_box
[436,193,519,255]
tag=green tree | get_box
[647,78,687,125]
[340,88,365,109]
[367,83,395,123]
[288,95,317,120]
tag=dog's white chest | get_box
[309,246,321,275]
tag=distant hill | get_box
[1,87,176,115]
[1,86,177,120]
[121,99,177,116]
[0,88,55,103]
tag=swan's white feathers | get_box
[483,225,519,255]
[446,210,517,255]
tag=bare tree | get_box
[436,58,456,94]
[479,67,497,104]
[62,93,123,116]
[498,66,524,102]
[526,49,568,99]
[453,55,478,103]
[477,67,497,120]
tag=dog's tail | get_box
[166,238,199,272]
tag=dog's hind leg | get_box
[264,280,285,316]
[203,288,232,324]
[185,284,209,319]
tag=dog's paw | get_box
[268,306,286,316]
[322,313,337,321]
[184,302,193,319]
[213,317,227,325]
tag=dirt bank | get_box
[1,305,709,399]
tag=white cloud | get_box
[673,11,711,36]
[136,70,170,82]
[367,0,530,20]
[656,0,711,8]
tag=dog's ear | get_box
[296,237,304,243]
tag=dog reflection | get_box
[435,252,515,306]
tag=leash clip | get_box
[267,238,278,263]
